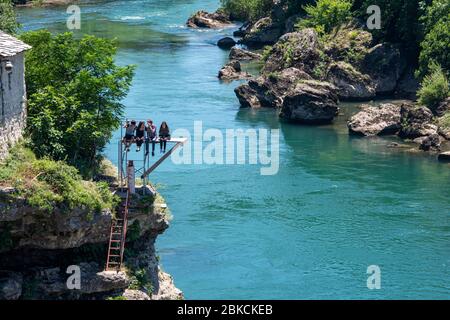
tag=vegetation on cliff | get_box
[220,0,274,21]
[0,143,117,216]
[418,63,449,112]
[296,0,352,35]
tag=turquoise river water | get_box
[18,0,449,299]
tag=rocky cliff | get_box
[0,185,183,300]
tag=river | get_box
[17,0,450,299]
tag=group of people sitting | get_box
[123,120,171,156]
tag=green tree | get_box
[20,30,135,176]
[0,0,20,34]
[417,63,449,112]
[354,0,430,61]
[220,0,274,21]
[296,0,353,35]
[417,0,450,77]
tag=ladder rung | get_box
[110,240,121,243]
[109,255,121,257]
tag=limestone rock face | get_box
[280,80,339,123]
[30,262,129,299]
[361,43,406,95]
[0,190,111,251]
[0,186,183,300]
[348,104,401,136]
[229,47,262,61]
[263,29,322,75]
[399,103,438,139]
[187,10,231,29]
[218,60,251,81]
[234,67,312,108]
[326,62,376,100]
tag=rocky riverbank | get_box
[0,182,183,300]
[187,2,450,158]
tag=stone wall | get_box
[0,53,27,160]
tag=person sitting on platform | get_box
[159,121,171,153]
[146,119,157,156]
[135,121,146,152]
[123,120,137,152]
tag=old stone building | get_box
[0,31,31,160]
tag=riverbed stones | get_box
[348,103,401,136]
[218,60,251,81]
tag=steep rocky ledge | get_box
[0,185,183,300]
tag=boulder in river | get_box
[399,103,438,139]
[280,80,339,123]
[187,10,231,29]
[418,134,441,152]
[326,61,376,100]
[229,47,262,61]
[218,60,251,81]
[217,37,236,49]
[234,67,312,108]
[348,103,401,136]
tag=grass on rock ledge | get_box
[0,143,118,217]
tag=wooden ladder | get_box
[106,188,130,271]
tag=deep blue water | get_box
[18,0,450,299]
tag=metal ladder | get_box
[105,188,130,271]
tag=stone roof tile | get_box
[0,30,32,57]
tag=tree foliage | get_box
[352,0,439,62]
[220,0,274,21]
[417,0,450,77]
[0,0,20,34]
[20,30,135,177]
[296,0,353,35]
